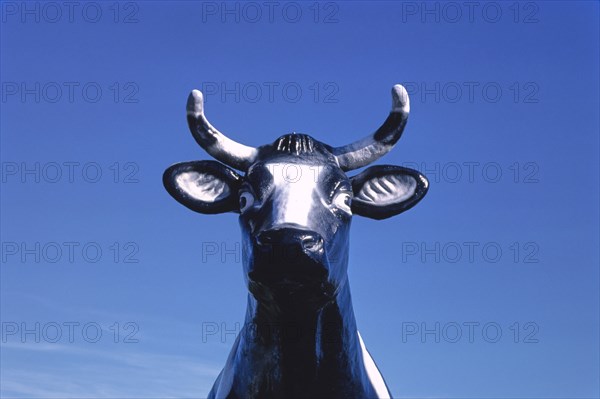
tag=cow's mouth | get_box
[249,267,327,287]
[247,278,336,313]
[247,254,335,309]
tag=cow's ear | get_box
[350,165,428,220]
[163,160,242,214]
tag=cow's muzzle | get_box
[248,226,330,290]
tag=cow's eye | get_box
[239,192,255,213]
[333,192,352,214]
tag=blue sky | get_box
[1,1,598,398]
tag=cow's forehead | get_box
[245,157,348,196]
[244,134,349,193]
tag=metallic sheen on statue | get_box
[163,84,429,398]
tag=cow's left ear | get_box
[163,160,242,214]
[350,165,428,220]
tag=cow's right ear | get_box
[163,160,242,214]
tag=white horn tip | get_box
[187,89,205,117]
[391,84,410,114]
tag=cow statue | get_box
[163,84,429,399]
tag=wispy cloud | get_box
[1,342,221,398]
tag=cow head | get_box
[164,85,428,312]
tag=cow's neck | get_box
[227,276,371,396]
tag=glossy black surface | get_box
[163,86,428,398]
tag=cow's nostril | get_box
[302,236,323,252]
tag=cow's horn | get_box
[187,89,258,171]
[333,84,410,171]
